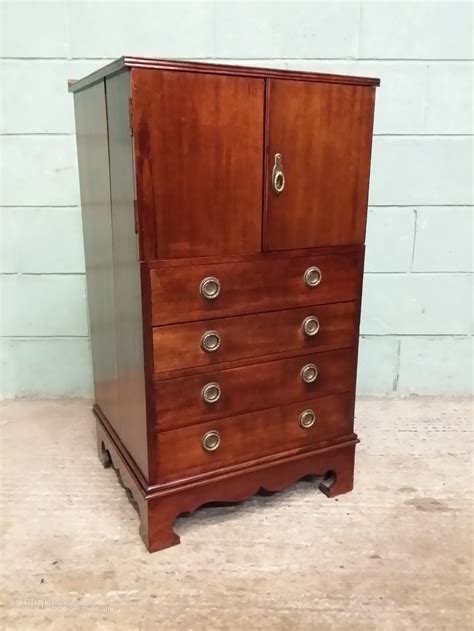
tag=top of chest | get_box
[69,56,380,93]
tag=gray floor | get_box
[1,397,472,630]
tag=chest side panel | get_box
[106,70,151,481]
[73,82,120,435]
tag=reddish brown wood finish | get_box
[156,393,355,481]
[145,243,361,268]
[153,301,359,374]
[97,413,357,552]
[131,68,264,259]
[155,348,356,431]
[265,80,376,250]
[106,71,151,479]
[149,249,363,325]
[72,58,379,553]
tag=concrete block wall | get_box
[0,1,472,397]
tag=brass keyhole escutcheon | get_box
[272,153,285,194]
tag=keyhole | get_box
[275,172,284,191]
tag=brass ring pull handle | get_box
[302,316,320,337]
[272,153,285,194]
[201,382,221,404]
[202,430,221,452]
[201,330,221,353]
[304,266,322,288]
[300,363,318,384]
[200,276,220,300]
[299,409,316,429]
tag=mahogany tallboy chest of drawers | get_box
[71,57,379,552]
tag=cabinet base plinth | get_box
[95,411,357,553]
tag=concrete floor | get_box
[0,398,472,630]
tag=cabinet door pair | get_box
[132,69,376,260]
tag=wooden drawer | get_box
[153,301,359,375]
[149,250,363,325]
[155,347,356,431]
[156,393,355,481]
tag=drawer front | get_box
[153,301,359,374]
[149,250,363,325]
[157,393,355,481]
[155,347,356,431]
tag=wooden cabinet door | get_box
[131,69,264,259]
[264,80,376,250]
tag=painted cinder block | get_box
[0,1,68,58]
[361,273,473,335]
[214,1,359,59]
[369,137,472,206]
[398,336,473,395]
[0,209,17,274]
[424,63,473,134]
[356,336,400,396]
[1,275,88,337]
[0,136,79,207]
[0,60,106,134]
[365,208,415,272]
[359,1,473,60]
[358,61,428,135]
[68,1,215,58]
[0,337,93,398]
[413,207,473,272]
[0,208,85,274]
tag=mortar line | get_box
[360,334,472,338]
[1,56,473,62]
[392,339,401,392]
[368,204,473,208]
[356,0,362,60]
[2,333,471,339]
[2,204,470,209]
[0,205,79,209]
[0,335,90,339]
[1,271,471,276]
[0,272,86,276]
[2,132,473,138]
[410,209,418,270]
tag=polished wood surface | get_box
[265,80,376,250]
[155,348,356,431]
[72,58,379,552]
[157,393,355,481]
[144,244,360,268]
[70,56,380,94]
[132,69,264,259]
[149,249,363,325]
[153,301,359,374]
[106,71,150,479]
[98,413,357,552]
[73,82,120,436]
